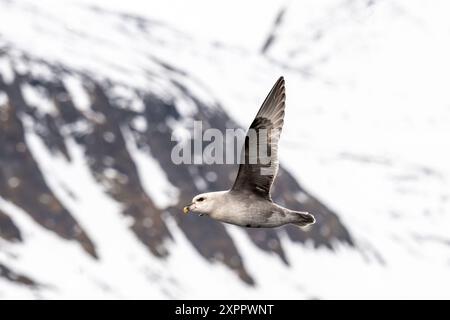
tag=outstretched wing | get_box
[231,76,286,200]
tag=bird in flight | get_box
[183,77,315,228]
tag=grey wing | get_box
[231,76,286,200]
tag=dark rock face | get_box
[0,52,352,285]
[0,209,22,242]
[0,262,38,287]
[0,78,97,258]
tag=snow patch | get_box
[0,91,7,106]
[131,116,147,132]
[21,83,58,115]
[0,57,14,84]
[122,127,179,209]
[28,62,55,81]
[63,76,91,112]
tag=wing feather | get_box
[231,77,286,200]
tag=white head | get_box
[183,191,225,216]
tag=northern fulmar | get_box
[183,77,315,228]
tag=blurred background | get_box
[1,0,450,299]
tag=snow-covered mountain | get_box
[1,0,450,299]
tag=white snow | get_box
[0,91,7,106]
[109,86,146,113]
[0,57,15,84]
[21,83,58,115]
[63,76,91,112]
[122,127,179,210]
[131,116,147,132]
[28,62,56,81]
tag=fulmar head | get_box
[183,191,225,216]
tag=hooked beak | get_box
[183,203,192,214]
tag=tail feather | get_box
[290,210,315,227]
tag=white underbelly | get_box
[214,207,285,228]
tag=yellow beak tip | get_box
[183,206,190,214]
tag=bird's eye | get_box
[197,197,205,202]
